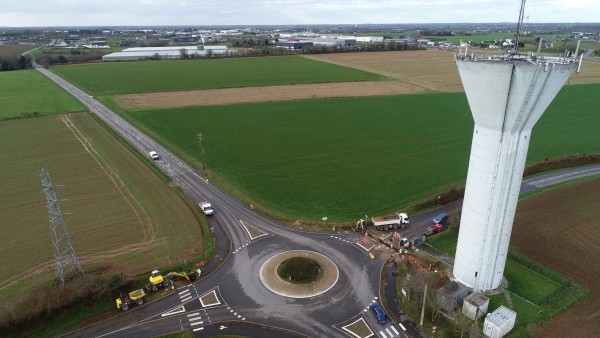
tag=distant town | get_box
[1,22,599,67]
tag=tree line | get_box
[0,55,32,71]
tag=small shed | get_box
[436,281,469,312]
[462,292,489,320]
[483,305,516,338]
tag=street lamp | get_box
[197,133,205,169]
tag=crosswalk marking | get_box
[181,295,192,302]
[190,321,204,326]
[179,289,190,296]
[380,330,386,338]
[391,326,399,334]
[399,323,406,331]
[193,327,204,332]
[386,328,393,336]
[187,312,200,317]
[189,316,203,321]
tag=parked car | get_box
[149,151,159,160]
[369,303,387,324]
[433,212,449,225]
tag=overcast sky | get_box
[1,0,597,27]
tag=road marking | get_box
[179,289,190,296]
[190,321,204,326]
[181,295,193,302]
[189,316,203,321]
[385,328,393,336]
[391,326,399,334]
[380,330,387,338]
[193,327,204,332]
[399,323,406,331]
[161,305,185,317]
[187,312,201,317]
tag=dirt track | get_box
[511,178,600,338]
[115,81,424,110]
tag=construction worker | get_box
[196,268,202,276]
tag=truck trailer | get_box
[372,212,409,231]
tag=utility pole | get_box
[420,284,428,326]
[40,168,84,286]
[197,133,205,169]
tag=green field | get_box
[0,113,204,304]
[50,55,387,95]
[121,83,600,222]
[0,69,84,120]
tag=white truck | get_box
[372,212,409,231]
[199,202,214,216]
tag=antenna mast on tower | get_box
[513,0,527,54]
[40,168,85,286]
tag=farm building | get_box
[483,306,516,338]
[102,45,237,61]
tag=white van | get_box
[149,151,159,160]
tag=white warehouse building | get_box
[102,45,238,61]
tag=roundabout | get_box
[259,250,339,298]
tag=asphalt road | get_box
[36,65,600,338]
[37,65,417,338]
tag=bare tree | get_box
[452,309,472,338]
[179,48,189,59]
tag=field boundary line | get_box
[61,115,156,242]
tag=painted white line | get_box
[386,328,393,336]
[181,296,193,303]
[193,327,204,332]
[237,315,241,318]
[399,323,406,331]
[380,330,387,338]
[391,326,399,335]
[190,321,204,326]
[179,289,190,296]
[161,305,186,317]
[187,312,201,317]
[189,316,203,321]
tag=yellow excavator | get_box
[145,269,199,292]
[145,269,173,292]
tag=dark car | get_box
[433,212,449,225]
[369,303,387,324]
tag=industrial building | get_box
[275,40,313,49]
[102,45,238,61]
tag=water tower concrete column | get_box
[453,56,577,291]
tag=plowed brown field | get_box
[115,81,423,110]
[511,178,600,338]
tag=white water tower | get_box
[453,38,580,290]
